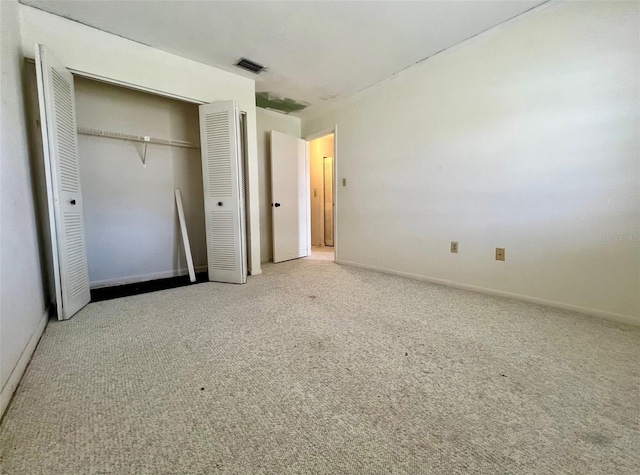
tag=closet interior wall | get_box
[73,77,206,288]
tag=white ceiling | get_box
[21,0,546,114]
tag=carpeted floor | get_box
[1,259,638,474]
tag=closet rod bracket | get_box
[142,136,150,167]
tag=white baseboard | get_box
[336,259,640,328]
[0,309,48,420]
[90,266,208,289]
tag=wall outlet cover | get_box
[451,241,459,253]
[496,248,505,261]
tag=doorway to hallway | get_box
[268,126,336,264]
[308,132,335,261]
[307,245,334,261]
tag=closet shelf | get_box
[77,127,200,149]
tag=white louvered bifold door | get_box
[199,101,247,284]
[35,44,90,320]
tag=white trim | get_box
[332,125,338,261]
[336,259,640,328]
[306,137,315,249]
[25,57,205,105]
[306,139,313,251]
[0,309,48,420]
[70,68,206,105]
[90,266,208,289]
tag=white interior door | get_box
[35,44,91,320]
[198,100,247,284]
[270,130,309,263]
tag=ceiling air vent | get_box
[235,58,267,74]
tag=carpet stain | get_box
[580,432,614,446]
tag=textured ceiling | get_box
[21,1,546,114]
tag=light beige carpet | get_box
[1,259,638,474]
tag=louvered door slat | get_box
[51,69,80,194]
[209,211,237,271]
[205,113,233,197]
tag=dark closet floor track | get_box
[90,272,209,302]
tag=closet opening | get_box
[25,60,249,304]
[74,77,208,301]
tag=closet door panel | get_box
[35,44,91,320]
[199,101,246,284]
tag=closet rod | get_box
[77,127,200,149]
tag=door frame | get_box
[65,67,206,105]
[305,125,338,260]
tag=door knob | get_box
[274,202,281,207]
[217,202,223,207]
[70,199,76,205]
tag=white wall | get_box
[19,4,262,275]
[301,1,640,324]
[256,108,301,262]
[73,78,206,287]
[0,0,49,416]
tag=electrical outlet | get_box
[496,248,505,261]
[451,241,458,253]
